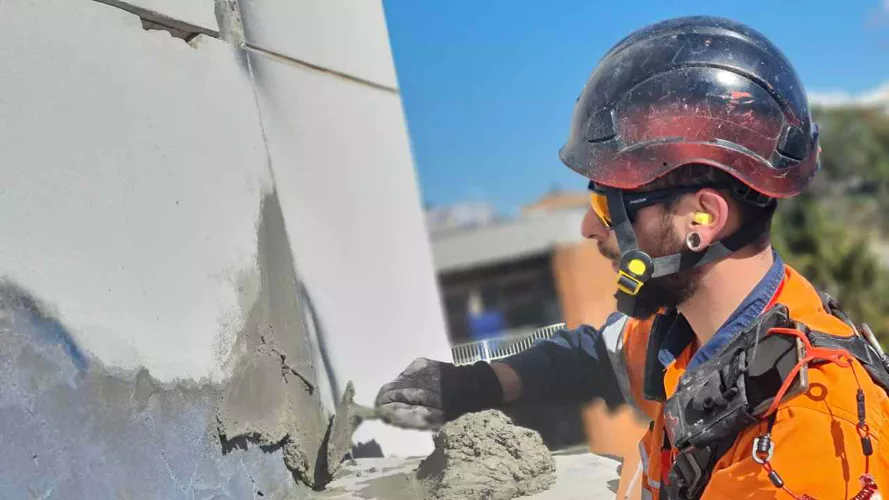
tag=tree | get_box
[814,107,889,191]
[772,194,889,345]
[768,106,889,346]
[811,107,889,233]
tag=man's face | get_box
[582,199,703,318]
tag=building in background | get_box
[430,190,618,347]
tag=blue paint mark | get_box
[0,280,88,372]
[27,313,88,372]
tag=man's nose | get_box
[581,206,610,241]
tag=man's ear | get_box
[686,189,731,250]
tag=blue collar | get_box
[656,252,786,370]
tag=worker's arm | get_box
[490,362,522,402]
[496,319,627,408]
[375,314,628,430]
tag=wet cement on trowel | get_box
[326,381,373,474]
[350,410,556,500]
[216,191,332,489]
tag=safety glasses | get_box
[587,182,724,229]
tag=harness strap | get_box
[761,326,853,418]
[808,332,889,393]
[662,300,889,500]
[665,440,734,499]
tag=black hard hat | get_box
[559,16,820,199]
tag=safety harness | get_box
[652,296,889,499]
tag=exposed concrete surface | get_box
[0,280,312,499]
[0,190,334,496]
[319,454,622,500]
[218,346,294,449]
[247,48,452,458]
[0,0,269,383]
[239,0,399,89]
[416,410,556,500]
[216,192,330,490]
[215,0,246,45]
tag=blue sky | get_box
[383,1,889,215]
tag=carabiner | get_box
[752,435,775,465]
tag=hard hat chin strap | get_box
[605,187,777,317]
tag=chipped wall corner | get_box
[215,190,334,490]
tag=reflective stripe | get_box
[641,489,654,500]
[638,440,650,471]
[638,440,661,491]
[624,462,644,500]
[601,314,635,408]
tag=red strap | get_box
[761,327,852,418]
[661,448,673,485]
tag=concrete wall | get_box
[0,0,450,496]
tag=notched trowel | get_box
[325,380,380,477]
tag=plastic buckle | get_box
[752,436,774,464]
[617,271,644,296]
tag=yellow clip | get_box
[617,270,644,296]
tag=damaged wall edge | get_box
[90,0,398,93]
[77,0,358,488]
[91,0,219,40]
[215,189,336,490]
[87,0,245,46]
[0,191,336,496]
[0,275,313,499]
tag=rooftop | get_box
[429,195,587,273]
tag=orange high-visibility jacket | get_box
[607,265,889,499]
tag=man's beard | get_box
[600,215,703,319]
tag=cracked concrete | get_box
[215,191,334,490]
[0,278,311,499]
[0,192,336,497]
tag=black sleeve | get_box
[500,313,629,409]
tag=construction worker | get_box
[375,16,889,499]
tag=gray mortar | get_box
[0,191,332,497]
[416,410,556,500]
[214,0,245,46]
[216,190,332,489]
[0,278,312,499]
[326,381,380,476]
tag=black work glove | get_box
[374,358,504,430]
